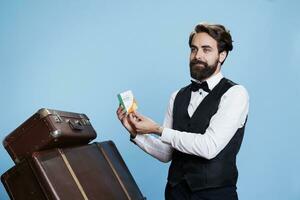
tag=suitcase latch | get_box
[82,118,91,126]
[69,120,84,130]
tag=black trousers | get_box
[165,181,238,200]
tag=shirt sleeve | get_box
[130,91,178,162]
[160,85,249,160]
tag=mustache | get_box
[190,59,208,66]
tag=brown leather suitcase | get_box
[1,159,47,200]
[3,108,97,163]
[1,141,145,200]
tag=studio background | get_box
[0,0,299,199]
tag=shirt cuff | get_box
[130,134,137,144]
[160,127,174,144]
[130,134,145,145]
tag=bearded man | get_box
[117,22,249,200]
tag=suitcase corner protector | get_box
[38,108,52,118]
[50,130,62,138]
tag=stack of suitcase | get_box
[1,108,145,200]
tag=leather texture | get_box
[1,141,145,200]
[3,108,97,163]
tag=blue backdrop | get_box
[0,1,299,199]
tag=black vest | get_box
[167,78,246,191]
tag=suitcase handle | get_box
[69,120,84,130]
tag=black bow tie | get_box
[190,80,211,93]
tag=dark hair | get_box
[189,23,233,54]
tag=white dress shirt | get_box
[132,72,249,162]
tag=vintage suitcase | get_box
[1,141,145,200]
[1,159,46,200]
[3,108,97,163]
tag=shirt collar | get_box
[190,72,223,91]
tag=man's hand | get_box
[128,111,163,136]
[116,106,137,137]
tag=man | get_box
[117,22,249,200]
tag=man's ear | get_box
[219,51,227,63]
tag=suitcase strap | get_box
[99,146,132,200]
[58,149,89,200]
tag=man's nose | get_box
[195,50,204,60]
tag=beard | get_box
[189,58,219,81]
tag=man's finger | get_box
[118,105,125,112]
[118,112,124,120]
[117,110,127,121]
[133,111,144,120]
[117,106,122,115]
[128,113,138,126]
[118,107,127,116]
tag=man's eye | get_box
[191,48,197,52]
[203,48,211,53]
